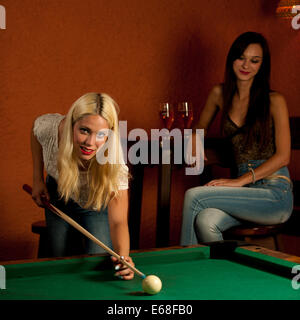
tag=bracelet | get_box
[249,168,256,184]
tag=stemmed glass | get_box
[159,103,175,130]
[159,102,175,155]
[177,102,194,167]
[177,102,193,130]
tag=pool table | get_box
[1,243,300,300]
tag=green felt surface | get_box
[1,247,300,300]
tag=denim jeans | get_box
[45,176,112,257]
[180,160,293,245]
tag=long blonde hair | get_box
[57,92,128,210]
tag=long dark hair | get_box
[221,32,272,147]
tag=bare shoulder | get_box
[208,84,223,107]
[210,84,223,98]
[270,91,286,103]
[270,92,288,117]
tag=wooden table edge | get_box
[1,244,300,265]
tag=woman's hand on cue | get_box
[32,181,50,207]
[111,256,135,280]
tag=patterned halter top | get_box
[222,114,276,165]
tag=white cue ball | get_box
[142,275,162,295]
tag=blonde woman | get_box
[31,93,134,280]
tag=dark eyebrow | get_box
[80,126,91,131]
[241,54,262,58]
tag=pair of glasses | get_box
[159,102,193,130]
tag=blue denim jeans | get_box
[45,176,112,257]
[180,160,293,245]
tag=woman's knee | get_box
[184,188,198,204]
[196,207,240,228]
[195,208,220,230]
[195,208,241,240]
[183,187,209,212]
[194,208,224,242]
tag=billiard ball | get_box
[142,275,162,295]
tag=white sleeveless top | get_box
[33,113,128,208]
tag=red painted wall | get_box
[0,0,299,260]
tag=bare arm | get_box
[194,84,222,134]
[237,93,291,185]
[188,85,222,162]
[108,189,134,280]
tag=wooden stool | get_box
[224,223,284,250]
[31,220,49,258]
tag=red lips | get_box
[239,70,250,75]
[80,146,95,155]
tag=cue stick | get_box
[22,184,146,279]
